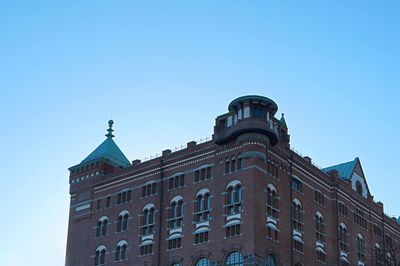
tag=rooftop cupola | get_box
[68,120,130,182]
[213,95,281,146]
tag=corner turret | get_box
[68,120,130,187]
[213,95,287,146]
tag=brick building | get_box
[66,95,400,266]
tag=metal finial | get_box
[105,120,115,138]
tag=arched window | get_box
[226,181,242,215]
[292,199,303,232]
[386,252,394,266]
[170,263,181,266]
[226,251,243,266]
[117,211,129,232]
[94,246,106,266]
[339,223,349,252]
[114,240,128,261]
[265,254,277,266]
[169,196,184,228]
[357,233,365,262]
[266,184,279,219]
[195,190,211,222]
[96,217,108,237]
[315,212,325,243]
[141,204,155,236]
[375,243,383,266]
[355,181,363,196]
[195,258,212,266]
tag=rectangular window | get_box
[315,190,325,206]
[194,167,212,183]
[291,177,303,193]
[237,158,242,170]
[293,239,303,253]
[140,244,153,256]
[374,224,383,237]
[338,202,348,217]
[267,227,278,241]
[96,199,101,211]
[169,174,185,190]
[231,159,236,172]
[117,190,132,205]
[225,224,240,238]
[106,196,111,208]
[142,183,157,198]
[354,208,367,229]
[167,238,182,250]
[317,250,326,263]
[225,161,230,174]
[194,231,209,245]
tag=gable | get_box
[323,157,370,198]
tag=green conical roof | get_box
[81,120,130,168]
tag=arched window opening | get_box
[141,206,155,236]
[96,218,108,237]
[357,234,366,262]
[339,223,349,253]
[169,199,184,228]
[195,258,212,266]
[226,183,242,215]
[315,213,325,243]
[94,247,106,266]
[226,251,244,266]
[195,191,211,223]
[355,181,363,196]
[266,185,279,219]
[292,200,303,232]
[117,212,129,232]
[265,255,277,266]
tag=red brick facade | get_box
[66,95,400,266]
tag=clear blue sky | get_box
[1,1,399,265]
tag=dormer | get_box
[213,95,287,146]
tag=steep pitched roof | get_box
[81,137,130,167]
[80,120,130,168]
[322,157,359,180]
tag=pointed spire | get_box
[280,113,287,127]
[105,120,115,138]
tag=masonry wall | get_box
[66,130,400,266]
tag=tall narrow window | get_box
[374,244,383,266]
[339,223,349,253]
[117,211,129,232]
[315,212,325,243]
[194,190,210,223]
[292,200,303,232]
[266,184,279,219]
[314,190,325,206]
[141,205,155,236]
[169,197,184,228]
[96,199,101,211]
[94,246,106,266]
[226,182,242,215]
[96,217,108,237]
[114,241,128,261]
[357,234,366,262]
